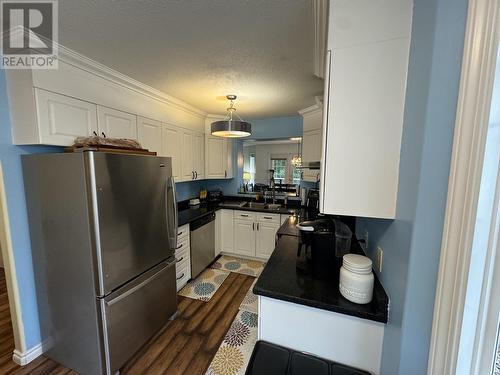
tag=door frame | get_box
[427,0,500,373]
[0,162,26,356]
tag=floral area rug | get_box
[239,278,258,314]
[211,255,265,277]
[205,309,258,375]
[178,268,230,302]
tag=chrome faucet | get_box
[269,169,276,204]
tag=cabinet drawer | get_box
[175,236,190,256]
[175,256,190,276]
[234,211,256,221]
[176,268,190,292]
[174,244,190,265]
[177,224,189,240]
[257,213,280,224]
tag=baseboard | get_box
[12,343,43,366]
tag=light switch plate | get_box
[375,246,384,273]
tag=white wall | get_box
[244,143,299,184]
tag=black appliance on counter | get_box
[296,217,352,279]
[207,190,223,203]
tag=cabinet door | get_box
[193,132,205,180]
[181,130,194,181]
[302,130,321,163]
[321,39,408,218]
[97,106,137,140]
[162,124,181,180]
[225,139,233,179]
[220,210,234,253]
[256,221,280,259]
[205,135,226,179]
[137,117,162,154]
[35,89,98,146]
[234,219,256,257]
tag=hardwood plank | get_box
[143,333,190,374]
[162,333,205,375]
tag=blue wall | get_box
[0,72,62,349]
[245,116,302,140]
[356,0,468,373]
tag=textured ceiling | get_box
[59,0,324,118]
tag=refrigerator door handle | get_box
[167,176,178,250]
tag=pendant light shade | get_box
[211,95,252,138]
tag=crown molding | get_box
[298,103,323,116]
[56,44,207,119]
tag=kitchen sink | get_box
[221,201,247,208]
[242,202,282,210]
[267,204,282,210]
[244,202,267,209]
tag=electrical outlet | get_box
[364,230,369,251]
[375,246,384,273]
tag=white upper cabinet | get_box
[320,0,412,219]
[162,124,182,181]
[193,132,205,180]
[137,116,162,154]
[97,106,137,140]
[329,0,413,49]
[35,89,98,146]
[205,135,227,179]
[181,130,195,181]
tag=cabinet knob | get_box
[101,132,106,138]
[176,273,185,281]
[93,131,98,136]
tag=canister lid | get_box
[343,254,372,274]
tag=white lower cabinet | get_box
[234,218,257,257]
[222,211,280,260]
[256,220,280,259]
[220,209,234,253]
[175,224,191,292]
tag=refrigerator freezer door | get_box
[100,259,177,373]
[88,152,174,295]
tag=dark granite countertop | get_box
[178,201,301,227]
[178,205,219,226]
[254,218,389,324]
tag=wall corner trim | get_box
[12,343,43,366]
[427,0,500,373]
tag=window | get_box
[271,158,287,182]
[249,154,256,185]
[292,167,302,184]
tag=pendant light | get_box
[211,95,252,138]
[291,137,302,167]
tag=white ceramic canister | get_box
[339,254,374,304]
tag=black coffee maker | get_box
[296,217,352,279]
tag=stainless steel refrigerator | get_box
[22,151,179,374]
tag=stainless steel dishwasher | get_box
[190,212,216,278]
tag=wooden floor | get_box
[0,268,254,375]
